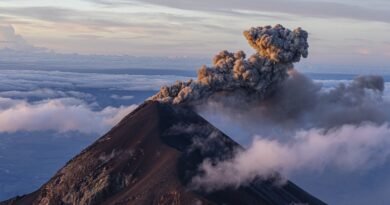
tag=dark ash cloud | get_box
[151,24,308,104]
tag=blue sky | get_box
[0,0,390,71]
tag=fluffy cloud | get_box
[0,69,192,133]
[0,25,26,48]
[0,25,39,51]
[192,123,390,190]
[0,97,137,133]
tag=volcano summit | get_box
[1,101,325,205]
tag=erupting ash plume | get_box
[243,25,308,63]
[151,24,390,192]
[150,24,309,104]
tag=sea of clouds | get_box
[1,67,390,204]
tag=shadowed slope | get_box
[1,101,326,205]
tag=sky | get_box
[1,1,390,203]
[0,0,390,72]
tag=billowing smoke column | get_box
[151,24,390,196]
[243,25,308,63]
[150,24,309,104]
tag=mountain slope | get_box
[1,101,326,205]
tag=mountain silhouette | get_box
[1,101,326,205]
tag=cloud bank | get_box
[0,97,137,134]
[0,25,32,51]
[192,123,390,191]
[0,69,194,134]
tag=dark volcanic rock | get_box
[1,101,326,205]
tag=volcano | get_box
[1,101,326,205]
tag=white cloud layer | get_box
[0,97,137,133]
[193,123,390,190]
